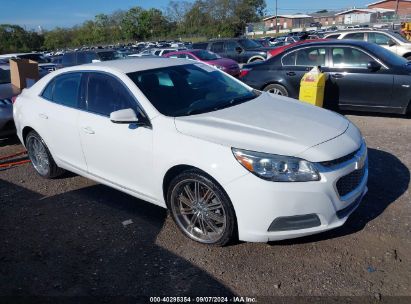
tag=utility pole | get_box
[275,0,279,33]
[395,0,400,15]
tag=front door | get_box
[78,72,154,200]
[327,46,393,108]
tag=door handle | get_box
[82,127,95,134]
[286,71,296,76]
[39,113,48,119]
[332,73,344,79]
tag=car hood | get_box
[174,93,349,158]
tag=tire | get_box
[405,55,411,61]
[167,169,237,246]
[263,83,289,96]
[25,130,65,178]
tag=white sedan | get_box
[13,58,368,245]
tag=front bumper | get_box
[224,145,368,242]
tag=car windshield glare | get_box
[193,50,220,60]
[127,63,258,117]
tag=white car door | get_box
[77,72,154,199]
[36,72,87,172]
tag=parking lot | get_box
[0,113,410,300]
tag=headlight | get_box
[213,65,225,70]
[232,148,320,182]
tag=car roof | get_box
[281,39,372,50]
[69,57,189,74]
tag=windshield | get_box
[238,39,262,49]
[366,43,408,66]
[391,31,409,43]
[127,63,258,117]
[0,68,11,84]
[192,50,220,60]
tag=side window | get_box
[225,41,239,52]
[186,54,196,60]
[332,47,373,68]
[86,73,136,116]
[368,33,391,45]
[326,34,340,39]
[41,79,54,100]
[52,73,82,107]
[210,42,224,53]
[282,51,297,66]
[295,47,326,66]
[343,32,365,41]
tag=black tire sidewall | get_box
[166,170,237,246]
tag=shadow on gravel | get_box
[271,148,410,245]
[0,179,234,298]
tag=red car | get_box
[163,49,241,77]
[268,39,329,58]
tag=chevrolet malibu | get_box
[13,58,368,246]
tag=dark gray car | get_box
[193,38,274,64]
[0,65,20,137]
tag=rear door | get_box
[327,46,393,108]
[36,72,87,171]
[280,46,327,98]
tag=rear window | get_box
[77,52,97,64]
[62,53,76,66]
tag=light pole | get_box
[275,0,279,34]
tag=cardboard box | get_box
[9,58,39,89]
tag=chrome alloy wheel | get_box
[268,87,283,95]
[171,179,227,243]
[26,135,50,176]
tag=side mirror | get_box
[110,108,139,124]
[235,46,243,54]
[388,39,396,47]
[367,61,382,71]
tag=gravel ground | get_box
[0,113,410,302]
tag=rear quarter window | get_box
[52,73,82,108]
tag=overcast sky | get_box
[0,0,374,30]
